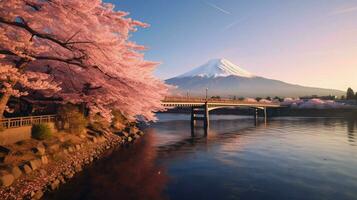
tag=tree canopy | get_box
[0,0,168,121]
[346,88,355,100]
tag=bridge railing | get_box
[163,96,279,105]
[163,96,208,102]
[1,115,57,129]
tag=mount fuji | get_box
[165,58,344,97]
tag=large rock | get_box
[10,166,22,179]
[39,169,47,176]
[33,190,43,200]
[47,144,60,153]
[41,155,49,165]
[125,126,139,134]
[64,172,73,179]
[118,131,129,137]
[116,136,123,143]
[89,137,98,143]
[98,136,106,143]
[0,173,14,187]
[68,147,74,153]
[0,156,5,163]
[0,146,10,155]
[58,175,66,184]
[133,134,141,139]
[32,145,46,156]
[29,159,42,170]
[74,164,82,172]
[50,179,60,191]
[22,164,32,174]
[137,131,145,136]
[63,149,69,154]
[58,136,65,142]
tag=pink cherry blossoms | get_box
[0,64,60,113]
[0,64,60,97]
[0,0,168,121]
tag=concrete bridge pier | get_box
[191,106,196,128]
[264,107,267,125]
[254,107,268,126]
[190,103,210,136]
[254,108,258,126]
[204,102,209,132]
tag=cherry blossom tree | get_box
[0,0,168,122]
[0,64,60,115]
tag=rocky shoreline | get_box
[0,128,144,200]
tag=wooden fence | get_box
[0,115,57,129]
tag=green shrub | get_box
[57,104,88,134]
[31,123,52,140]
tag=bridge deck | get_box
[161,96,280,134]
[162,97,281,108]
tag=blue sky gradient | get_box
[108,0,357,90]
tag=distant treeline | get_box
[222,87,357,102]
[343,87,357,100]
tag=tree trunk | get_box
[0,62,26,121]
[0,92,11,120]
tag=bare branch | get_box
[24,1,41,11]
[0,16,73,51]
[0,49,86,68]
[65,29,82,44]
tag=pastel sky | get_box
[109,0,357,91]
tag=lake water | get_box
[48,114,357,200]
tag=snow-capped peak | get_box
[177,58,254,78]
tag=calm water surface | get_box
[48,114,357,200]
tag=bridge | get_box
[0,97,281,132]
[162,96,281,133]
